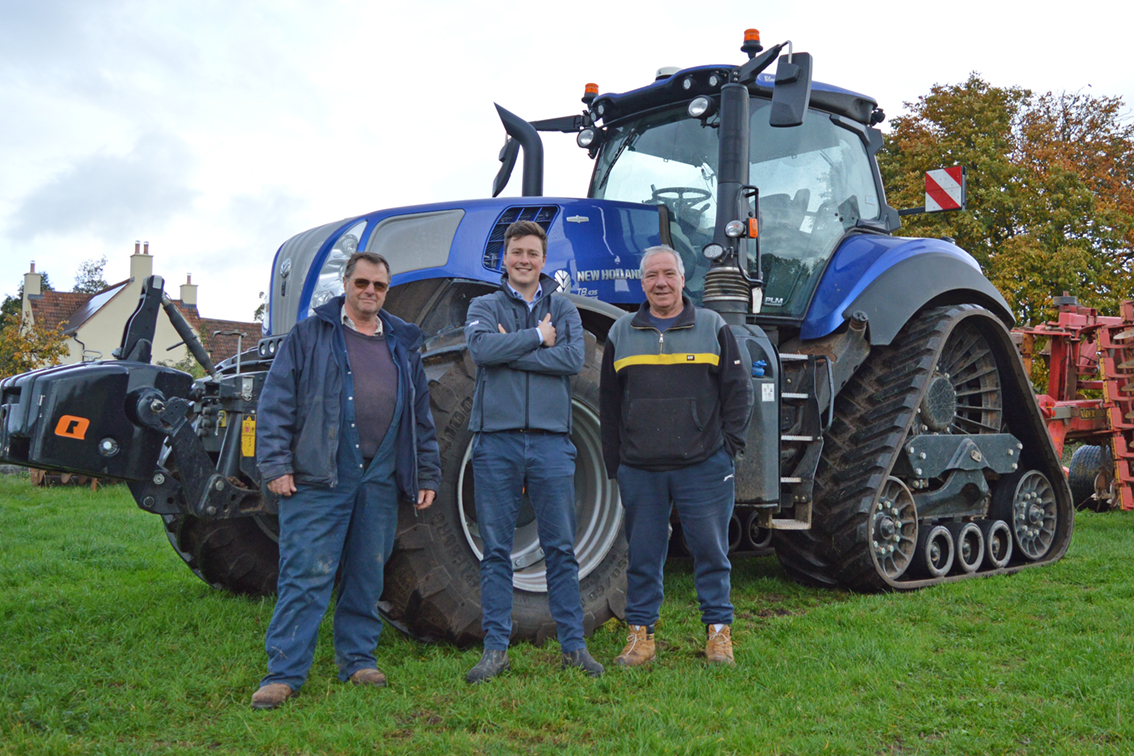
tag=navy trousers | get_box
[261,413,401,690]
[617,447,735,627]
[472,431,586,652]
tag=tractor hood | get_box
[266,197,664,336]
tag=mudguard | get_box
[801,234,1014,345]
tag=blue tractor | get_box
[0,31,1072,645]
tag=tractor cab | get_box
[586,67,894,322]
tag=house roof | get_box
[200,317,263,362]
[61,280,131,333]
[27,290,95,330]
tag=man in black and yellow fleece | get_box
[600,245,752,666]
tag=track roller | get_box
[993,470,1058,562]
[915,524,954,578]
[977,519,1013,569]
[946,522,984,574]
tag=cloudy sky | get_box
[2,0,1131,323]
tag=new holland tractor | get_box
[0,30,1072,645]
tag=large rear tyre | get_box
[381,339,628,646]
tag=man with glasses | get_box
[252,251,441,709]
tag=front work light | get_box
[577,128,596,148]
[688,96,716,119]
[725,220,746,238]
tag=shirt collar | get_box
[507,281,542,310]
[341,304,383,335]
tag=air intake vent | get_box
[482,205,559,271]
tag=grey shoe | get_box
[561,648,605,677]
[466,649,510,684]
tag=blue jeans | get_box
[617,447,735,627]
[261,424,400,690]
[472,431,585,652]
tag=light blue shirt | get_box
[506,282,542,312]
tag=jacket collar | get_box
[314,295,421,350]
[631,294,696,330]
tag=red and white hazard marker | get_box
[924,167,965,212]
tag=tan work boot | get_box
[614,625,656,667]
[705,624,735,665]
[349,668,387,687]
[250,682,294,710]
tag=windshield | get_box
[591,99,881,317]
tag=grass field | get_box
[1,473,1132,755]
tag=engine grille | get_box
[482,205,559,271]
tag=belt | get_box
[511,428,555,435]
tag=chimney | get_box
[180,273,198,307]
[130,240,153,279]
[24,260,42,297]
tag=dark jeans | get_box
[617,446,735,627]
[261,426,399,691]
[472,431,585,652]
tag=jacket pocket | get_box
[623,397,705,462]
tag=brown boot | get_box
[614,625,656,667]
[250,683,294,710]
[349,668,387,687]
[705,624,735,665]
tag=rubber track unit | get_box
[773,304,1074,591]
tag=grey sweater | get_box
[465,274,584,433]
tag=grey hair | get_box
[639,245,685,278]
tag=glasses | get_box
[350,278,388,292]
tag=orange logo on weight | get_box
[54,415,90,440]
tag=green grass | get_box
[1,473,1132,755]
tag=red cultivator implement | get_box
[1015,296,1134,511]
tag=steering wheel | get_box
[652,187,712,206]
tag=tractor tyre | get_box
[381,338,628,646]
[161,513,279,595]
[773,304,1073,591]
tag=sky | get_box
[2,0,1132,323]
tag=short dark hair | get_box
[504,220,547,256]
[343,251,391,280]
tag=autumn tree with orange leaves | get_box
[0,314,68,381]
[879,74,1134,325]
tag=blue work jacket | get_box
[256,296,441,500]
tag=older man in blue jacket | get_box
[250,251,440,710]
[462,220,604,683]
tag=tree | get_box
[73,256,109,294]
[253,291,266,323]
[0,314,68,380]
[878,74,1134,325]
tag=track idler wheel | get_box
[993,470,1058,561]
[946,522,984,574]
[868,477,919,580]
[977,519,1013,569]
[915,524,955,578]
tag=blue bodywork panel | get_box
[801,234,985,340]
[293,197,664,321]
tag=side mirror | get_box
[492,137,520,198]
[769,52,813,128]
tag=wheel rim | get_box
[933,322,1003,435]
[923,526,954,576]
[956,523,983,572]
[456,399,622,592]
[869,477,918,580]
[1008,471,1058,560]
[985,520,1012,567]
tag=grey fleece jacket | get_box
[465,273,584,433]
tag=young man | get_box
[252,251,440,709]
[600,245,752,666]
[463,220,603,682]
